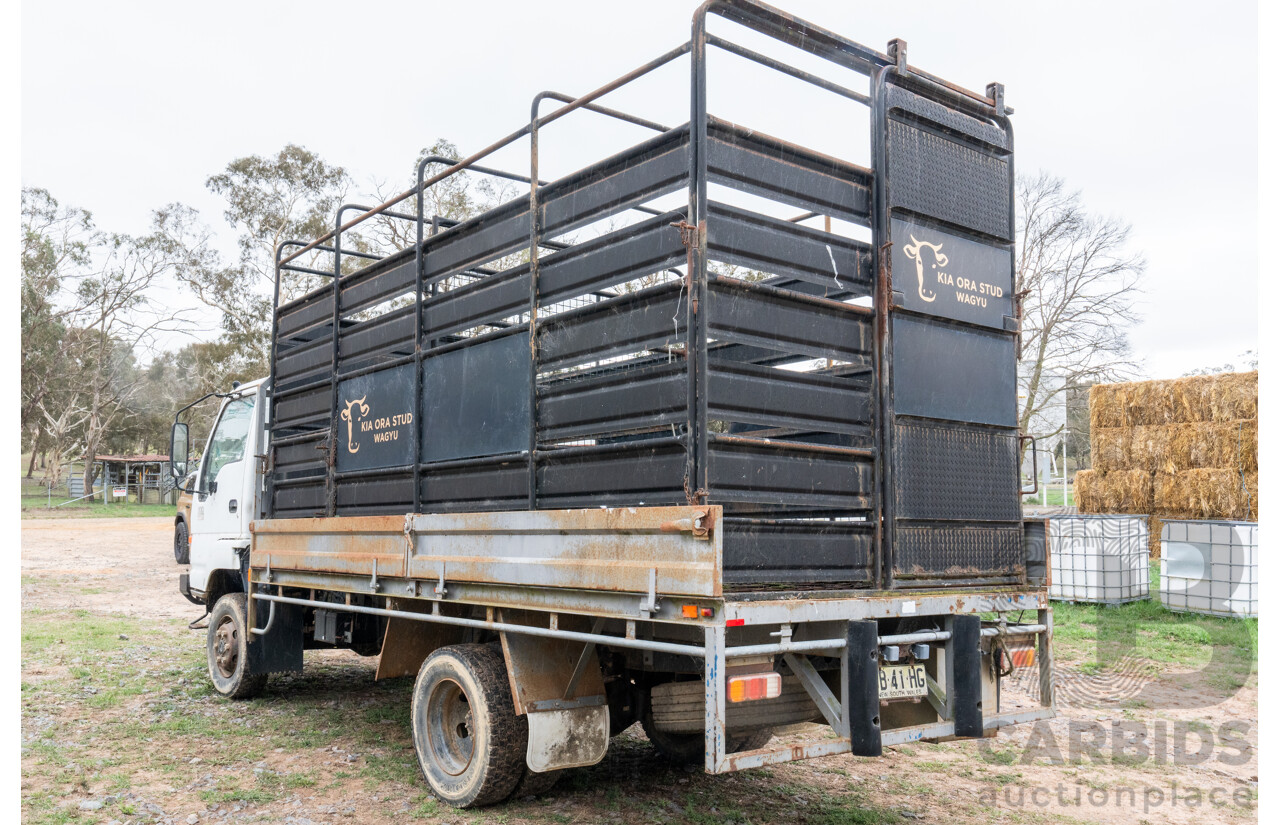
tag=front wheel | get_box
[207,593,266,699]
[174,520,189,564]
[411,644,526,808]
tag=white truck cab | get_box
[173,378,268,606]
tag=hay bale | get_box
[1098,420,1257,473]
[1202,420,1258,473]
[1153,469,1259,520]
[1089,379,1175,428]
[1129,425,1178,472]
[1210,371,1258,422]
[1123,380,1177,426]
[1089,384,1126,430]
[1075,468,1153,513]
[1074,469,1100,512]
[1170,374,1217,422]
[1088,371,1256,429]
[1090,428,1131,472]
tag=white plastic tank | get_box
[1159,520,1258,618]
[1048,515,1149,604]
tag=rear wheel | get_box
[207,593,266,699]
[729,727,775,752]
[510,765,561,799]
[641,695,775,764]
[411,644,526,808]
[174,520,189,564]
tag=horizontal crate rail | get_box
[275,117,871,341]
[422,209,689,341]
[707,203,872,294]
[705,117,874,225]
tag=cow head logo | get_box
[339,396,370,454]
[902,234,946,303]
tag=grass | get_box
[22,494,176,519]
[1023,486,1074,507]
[1050,562,1258,691]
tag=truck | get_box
[170,0,1055,808]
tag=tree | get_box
[1015,172,1144,456]
[20,187,97,476]
[63,226,196,495]
[171,144,353,375]
[1065,380,1094,470]
[1182,349,1258,377]
[365,140,481,254]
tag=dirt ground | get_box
[22,517,1257,825]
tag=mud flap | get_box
[500,628,610,772]
[526,704,610,772]
[949,614,984,738]
[246,599,303,675]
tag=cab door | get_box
[189,394,257,592]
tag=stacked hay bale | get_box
[1075,371,1258,557]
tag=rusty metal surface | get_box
[499,612,607,716]
[250,515,408,579]
[723,590,1045,625]
[405,506,723,598]
[373,598,464,680]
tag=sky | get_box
[19,0,1260,380]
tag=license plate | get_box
[878,663,928,699]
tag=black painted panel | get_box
[887,119,1012,241]
[722,519,873,584]
[335,363,417,473]
[421,334,532,462]
[891,315,1016,428]
[891,217,1012,329]
[893,419,1019,521]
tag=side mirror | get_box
[171,422,190,480]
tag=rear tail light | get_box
[1008,646,1036,668]
[727,672,782,703]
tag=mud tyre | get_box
[509,765,562,799]
[642,701,775,764]
[207,593,267,699]
[729,727,775,752]
[411,644,526,808]
[641,701,705,764]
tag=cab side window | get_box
[199,398,255,491]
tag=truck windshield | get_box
[200,397,255,490]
